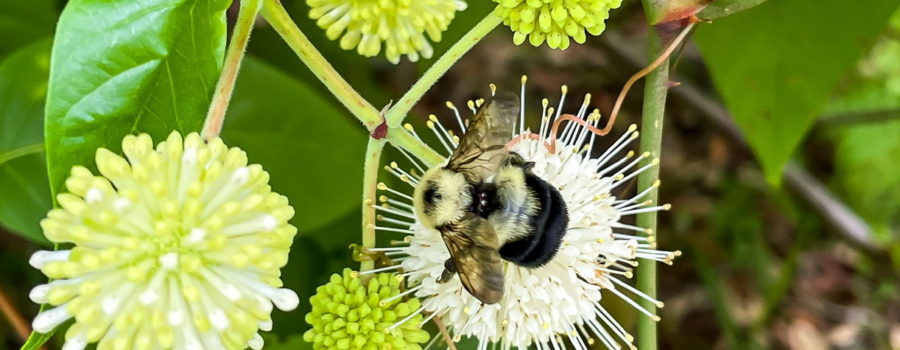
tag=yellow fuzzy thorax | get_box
[414,167,472,228]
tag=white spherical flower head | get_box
[307,0,468,63]
[372,81,679,349]
[30,132,299,350]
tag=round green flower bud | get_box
[304,268,429,350]
[493,0,622,49]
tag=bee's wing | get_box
[439,213,505,304]
[446,92,520,181]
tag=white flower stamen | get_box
[373,82,677,349]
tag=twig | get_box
[385,126,444,167]
[0,286,30,343]
[385,14,503,127]
[432,314,458,350]
[201,0,262,140]
[782,163,877,249]
[817,108,900,126]
[361,138,386,273]
[602,30,880,251]
[634,24,672,350]
[261,0,381,131]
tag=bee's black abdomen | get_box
[499,174,568,267]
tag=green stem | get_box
[385,14,502,127]
[201,0,262,140]
[360,138,386,272]
[0,143,43,165]
[635,29,668,350]
[261,0,381,131]
[385,126,444,167]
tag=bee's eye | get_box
[423,188,441,205]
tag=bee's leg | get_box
[437,258,457,283]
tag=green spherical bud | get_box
[304,268,428,349]
[493,0,622,49]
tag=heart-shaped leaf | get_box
[694,0,900,184]
[44,0,230,197]
[0,39,53,245]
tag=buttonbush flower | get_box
[494,0,622,49]
[304,268,430,350]
[307,0,468,63]
[371,80,678,349]
[29,132,299,350]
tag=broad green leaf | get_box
[0,0,55,59]
[44,0,230,198]
[828,13,900,240]
[270,210,365,337]
[0,39,52,244]
[697,0,767,20]
[834,120,900,242]
[223,58,366,231]
[243,0,388,108]
[693,0,900,184]
[0,155,52,244]
[826,12,900,115]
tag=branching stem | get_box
[385,14,502,127]
[635,27,673,350]
[261,0,382,131]
[361,138,386,272]
[201,0,262,140]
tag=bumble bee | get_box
[413,92,569,304]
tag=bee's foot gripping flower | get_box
[304,268,430,350]
[30,132,299,350]
[494,0,622,49]
[307,0,468,63]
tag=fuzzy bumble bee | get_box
[412,92,569,304]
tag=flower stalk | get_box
[635,27,669,350]
[360,138,386,272]
[201,0,263,140]
[385,14,503,126]
[261,0,382,131]
[386,126,444,167]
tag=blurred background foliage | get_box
[1,0,900,349]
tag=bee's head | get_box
[414,167,473,228]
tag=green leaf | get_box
[697,0,768,20]
[44,0,231,198]
[0,0,55,59]
[834,119,900,241]
[693,0,900,184]
[0,39,52,244]
[19,325,55,350]
[223,58,366,231]
[825,12,900,116]
[0,155,52,244]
